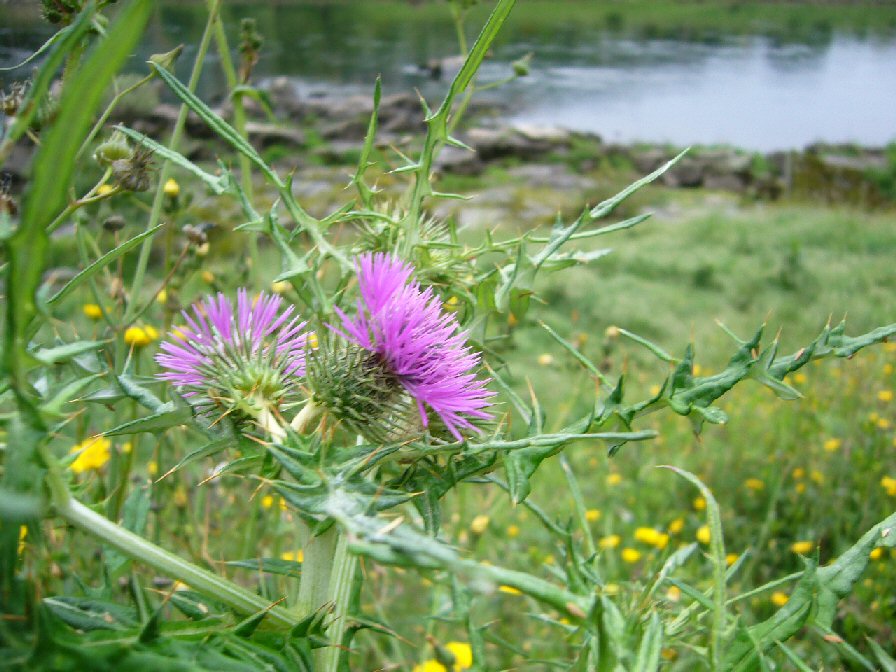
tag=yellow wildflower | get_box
[795,482,806,494]
[470,515,489,535]
[163,178,180,198]
[668,518,685,535]
[604,325,620,339]
[201,270,215,284]
[649,384,662,396]
[413,662,447,672]
[744,478,764,491]
[602,582,620,595]
[665,585,681,602]
[155,289,167,304]
[83,303,104,319]
[148,461,158,476]
[280,550,304,563]
[879,390,894,403]
[307,331,319,349]
[726,553,739,567]
[537,353,554,366]
[792,467,805,479]
[69,436,111,473]
[661,648,678,661]
[810,470,824,484]
[271,280,291,294]
[606,473,623,486]
[883,363,894,375]
[696,525,711,544]
[124,326,156,347]
[823,438,841,452]
[792,372,807,384]
[507,524,519,538]
[97,184,115,196]
[499,585,521,595]
[790,540,814,555]
[598,534,621,549]
[443,296,460,311]
[174,487,188,508]
[18,526,27,554]
[444,642,473,670]
[262,495,274,509]
[507,313,518,327]
[585,509,601,522]
[621,548,642,563]
[770,592,789,607]
[693,496,706,511]
[869,547,883,561]
[882,476,896,496]
[877,417,891,430]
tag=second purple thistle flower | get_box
[332,253,494,441]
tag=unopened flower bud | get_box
[103,214,126,232]
[94,131,131,167]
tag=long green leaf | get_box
[48,225,162,305]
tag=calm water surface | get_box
[1,2,894,151]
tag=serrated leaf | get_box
[104,404,192,436]
[43,597,138,632]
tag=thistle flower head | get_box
[156,290,309,432]
[327,253,493,441]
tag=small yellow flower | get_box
[744,478,764,491]
[621,548,641,563]
[696,525,711,544]
[598,534,621,549]
[83,303,104,319]
[634,527,668,548]
[307,331,319,349]
[883,362,894,374]
[148,461,159,476]
[668,517,685,535]
[163,178,180,198]
[499,585,521,595]
[726,553,739,567]
[795,482,806,494]
[470,515,489,535]
[585,509,601,522]
[507,313,518,328]
[823,438,841,452]
[879,390,894,403]
[665,585,681,602]
[97,184,115,196]
[606,473,623,486]
[124,326,155,347]
[882,476,896,496]
[601,582,620,595]
[661,648,678,661]
[692,363,703,377]
[537,353,554,366]
[604,325,620,339]
[810,470,824,484]
[144,325,159,340]
[201,270,215,284]
[790,540,814,555]
[792,372,807,385]
[280,550,304,563]
[18,526,27,554]
[443,296,460,311]
[271,280,291,294]
[69,436,112,473]
[770,591,789,607]
[877,417,891,430]
[869,547,883,561]
[444,641,473,670]
[262,495,274,509]
[506,524,519,538]
[413,661,447,672]
[121,442,132,454]
[693,496,706,511]
[174,487,188,508]
[649,384,662,396]
[792,467,805,479]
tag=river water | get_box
[1,2,895,151]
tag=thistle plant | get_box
[1,0,895,670]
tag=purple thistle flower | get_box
[331,253,493,440]
[156,290,309,426]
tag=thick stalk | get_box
[57,497,299,628]
[296,521,338,618]
[316,532,358,672]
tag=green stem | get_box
[296,521,338,618]
[57,496,300,628]
[317,533,358,672]
[209,1,259,284]
[122,0,221,329]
